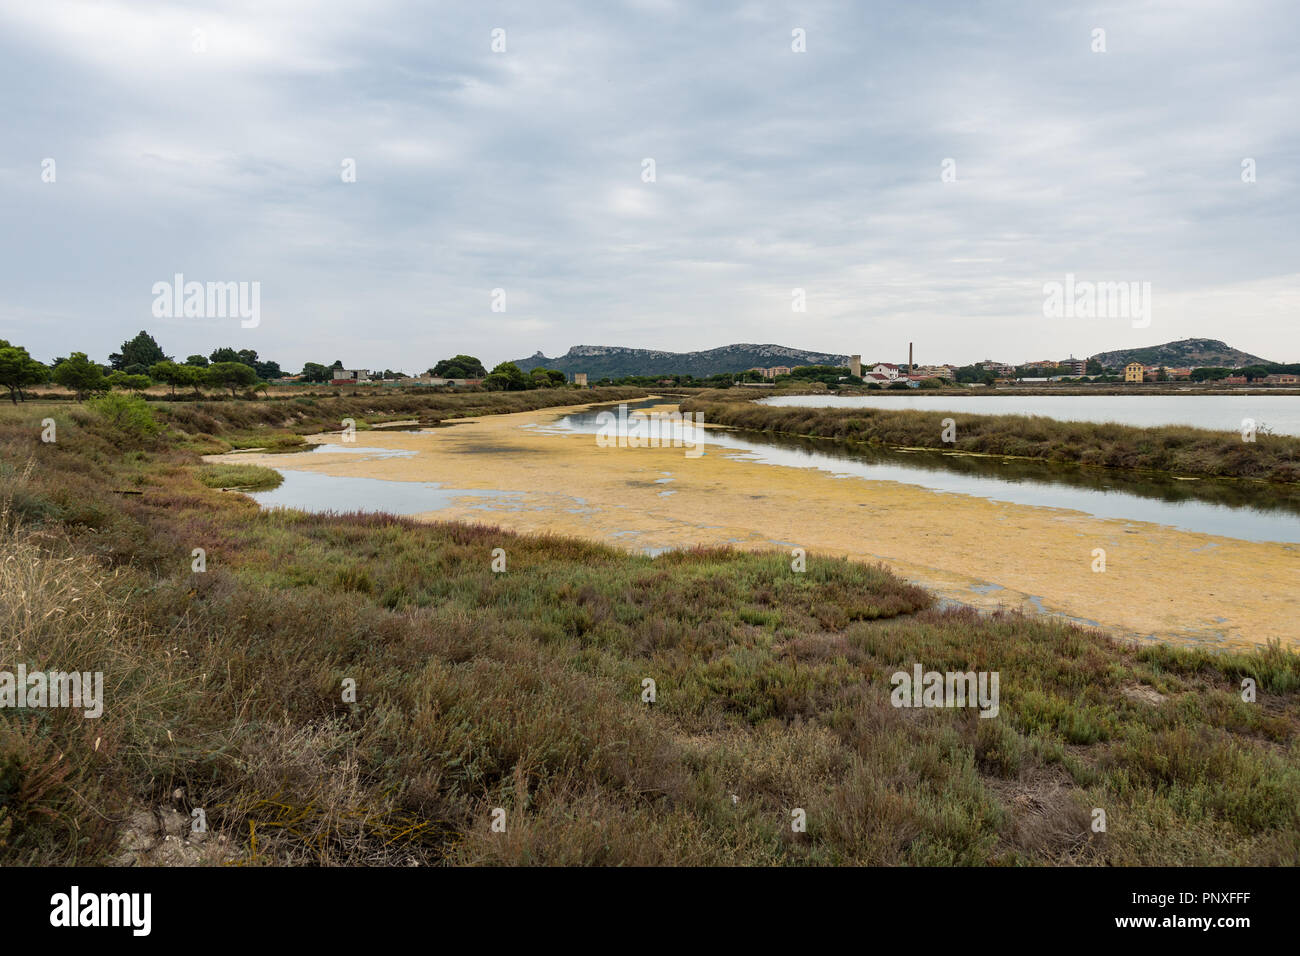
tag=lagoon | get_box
[549,402,1300,543]
[208,399,1300,647]
[760,393,1300,436]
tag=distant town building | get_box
[1124,363,1144,383]
[574,372,588,386]
[913,365,954,381]
[331,368,370,384]
[849,354,861,378]
[748,365,794,380]
[407,374,483,387]
[870,362,900,381]
[1061,357,1087,375]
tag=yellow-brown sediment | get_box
[209,400,1300,649]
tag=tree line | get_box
[0,332,578,403]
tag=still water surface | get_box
[760,394,1300,436]
[545,402,1300,543]
[240,405,1300,544]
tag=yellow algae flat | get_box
[209,400,1299,650]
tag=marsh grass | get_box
[195,463,284,491]
[162,386,648,453]
[682,394,1300,483]
[0,399,1296,866]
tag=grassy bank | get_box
[160,386,649,454]
[681,394,1300,483]
[0,398,1297,866]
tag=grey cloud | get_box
[1,0,1295,371]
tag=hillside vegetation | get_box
[513,344,852,379]
[1090,338,1272,369]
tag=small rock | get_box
[159,806,188,838]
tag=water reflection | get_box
[760,393,1300,436]
[551,401,1300,542]
[753,429,1300,517]
[249,469,520,515]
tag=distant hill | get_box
[512,344,852,379]
[1089,338,1273,369]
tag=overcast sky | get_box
[2,0,1296,372]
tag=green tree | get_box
[955,365,995,385]
[209,347,259,366]
[528,367,566,387]
[484,361,528,391]
[107,371,153,394]
[301,362,331,383]
[109,330,168,371]
[178,363,205,395]
[186,354,209,367]
[150,360,204,397]
[206,361,259,396]
[429,355,487,379]
[52,352,109,400]
[207,347,280,380]
[0,340,49,404]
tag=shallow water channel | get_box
[543,401,1300,544]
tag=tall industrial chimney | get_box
[908,342,913,374]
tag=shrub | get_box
[84,393,159,442]
[195,463,283,491]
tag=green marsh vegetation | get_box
[160,386,649,454]
[195,463,284,491]
[0,394,1296,866]
[682,393,1300,484]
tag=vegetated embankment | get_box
[681,393,1300,483]
[161,386,650,454]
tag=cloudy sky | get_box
[2,0,1296,372]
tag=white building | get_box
[870,363,901,381]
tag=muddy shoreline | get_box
[209,399,1300,650]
